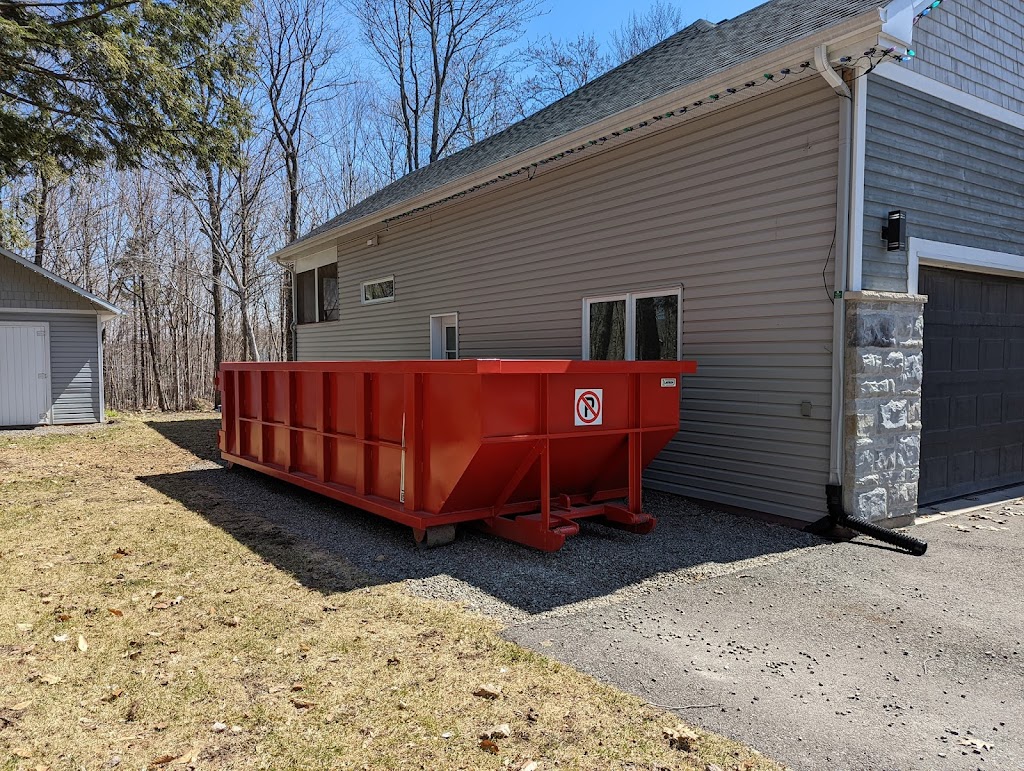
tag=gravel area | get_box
[141,416,823,624]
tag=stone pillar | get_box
[843,291,927,524]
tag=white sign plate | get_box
[574,388,603,426]
[661,378,677,387]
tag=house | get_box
[270,0,1023,528]
[0,247,121,427]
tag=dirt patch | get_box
[0,414,783,770]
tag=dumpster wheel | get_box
[413,525,457,548]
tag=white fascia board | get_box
[292,247,339,273]
[873,62,1024,130]
[271,10,885,265]
[879,0,917,48]
[908,238,1024,294]
[0,246,122,315]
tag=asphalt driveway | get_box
[506,498,1024,771]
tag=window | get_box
[296,269,316,325]
[295,264,340,325]
[361,275,395,304]
[583,288,680,361]
[317,262,339,322]
[430,313,458,359]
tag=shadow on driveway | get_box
[141,416,823,619]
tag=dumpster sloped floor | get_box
[144,418,821,622]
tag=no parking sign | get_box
[574,389,603,426]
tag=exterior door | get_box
[0,322,51,427]
[919,267,1024,504]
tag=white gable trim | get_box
[908,238,1024,294]
[874,63,1024,131]
[0,246,122,315]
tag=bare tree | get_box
[352,0,541,173]
[610,1,686,64]
[254,0,344,359]
[517,33,609,116]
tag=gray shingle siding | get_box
[0,255,96,310]
[906,0,1024,116]
[862,76,1024,292]
[0,311,101,424]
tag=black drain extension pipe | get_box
[824,485,928,556]
[836,512,928,556]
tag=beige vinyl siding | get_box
[298,75,839,521]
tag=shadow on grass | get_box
[142,417,822,615]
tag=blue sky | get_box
[525,0,766,45]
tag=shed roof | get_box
[293,0,888,248]
[0,246,122,316]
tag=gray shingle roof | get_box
[297,0,884,245]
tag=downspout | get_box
[815,43,851,491]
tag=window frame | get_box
[293,254,341,326]
[582,286,682,361]
[360,274,396,305]
[429,312,458,360]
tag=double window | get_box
[583,288,681,361]
[295,263,339,324]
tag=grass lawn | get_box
[0,413,783,770]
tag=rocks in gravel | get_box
[473,684,502,699]
[211,721,228,733]
[479,723,511,740]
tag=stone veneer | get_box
[843,291,928,524]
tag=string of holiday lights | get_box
[914,0,943,25]
[381,48,908,227]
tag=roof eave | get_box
[271,7,889,266]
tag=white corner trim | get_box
[879,0,916,47]
[97,315,106,423]
[908,238,1024,293]
[847,73,868,292]
[874,63,1024,131]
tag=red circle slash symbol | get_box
[576,390,601,424]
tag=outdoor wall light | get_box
[882,210,907,252]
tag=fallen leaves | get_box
[108,608,124,617]
[53,634,70,643]
[479,739,499,754]
[290,698,315,710]
[664,723,700,751]
[77,635,88,652]
[39,674,62,686]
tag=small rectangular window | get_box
[584,288,681,361]
[361,275,395,304]
[296,269,316,325]
[318,262,339,322]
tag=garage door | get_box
[919,267,1024,504]
[0,323,50,427]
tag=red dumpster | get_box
[217,359,696,551]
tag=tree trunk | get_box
[33,171,49,266]
[204,165,225,406]
[138,275,168,411]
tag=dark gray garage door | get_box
[919,267,1024,504]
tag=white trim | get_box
[97,316,106,423]
[582,287,682,361]
[293,249,338,272]
[874,63,1024,131]
[429,313,459,360]
[908,238,1024,294]
[847,72,868,292]
[0,320,53,425]
[0,307,102,316]
[0,246,121,315]
[360,275,396,305]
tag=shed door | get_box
[0,323,50,427]
[919,267,1024,504]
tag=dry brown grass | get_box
[0,414,783,771]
